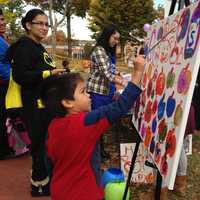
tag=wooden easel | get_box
[122,1,191,199]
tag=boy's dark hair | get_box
[21,9,46,32]
[96,24,118,57]
[40,73,84,118]
[0,9,3,16]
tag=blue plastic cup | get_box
[101,168,125,188]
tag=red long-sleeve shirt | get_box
[48,83,141,200]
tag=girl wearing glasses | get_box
[6,8,65,197]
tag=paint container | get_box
[105,182,130,200]
[101,168,124,188]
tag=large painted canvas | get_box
[132,1,200,189]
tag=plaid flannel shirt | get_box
[87,46,115,95]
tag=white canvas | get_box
[132,1,200,189]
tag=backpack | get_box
[6,116,31,156]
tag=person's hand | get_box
[134,55,145,73]
[131,55,145,86]
[115,70,121,76]
[51,68,66,75]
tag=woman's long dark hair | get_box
[96,25,119,57]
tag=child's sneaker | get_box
[31,177,50,197]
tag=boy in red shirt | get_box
[40,56,145,200]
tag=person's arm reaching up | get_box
[84,55,145,125]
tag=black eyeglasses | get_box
[31,21,51,28]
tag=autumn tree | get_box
[0,0,25,42]
[88,0,157,46]
[53,0,91,57]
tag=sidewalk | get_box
[0,154,50,200]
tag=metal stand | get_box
[122,126,141,200]
[122,125,162,200]
[169,0,191,16]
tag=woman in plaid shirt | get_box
[87,25,125,185]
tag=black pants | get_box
[21,105,51,181]
[0,81,10,157]
[193,84,200,130]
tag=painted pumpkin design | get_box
[170,43,179,65]
[165,129,176,157]
[174,101,183,126]
[150,136,156,154]
[158,118,168,142]
[159,39,170,63]
[152,99,158,115]
[158,94,166,120]
[152,117,157,134]
[141,90,147,107]
[144,100,152,123]
[156,69,166,96]
[144,126,152,147]
[147,79,153,98]
[141,123,146,138]
[166,91,176,118]
[177,63,192,94]
[166,67,175,88]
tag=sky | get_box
[154,0,164,7]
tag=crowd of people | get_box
[0,6,200,200]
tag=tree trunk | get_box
[67,14,72,58]
[49,0,57,59]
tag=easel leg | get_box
[178,0,185,10]
[169,0,177,16]
[122,134,141,200]
[178,0,190,10]
[145,160,162,200]
[185,0,190,6]
[155,170,162,200]
[169,0,190,16]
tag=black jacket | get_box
[6,36,55,109]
